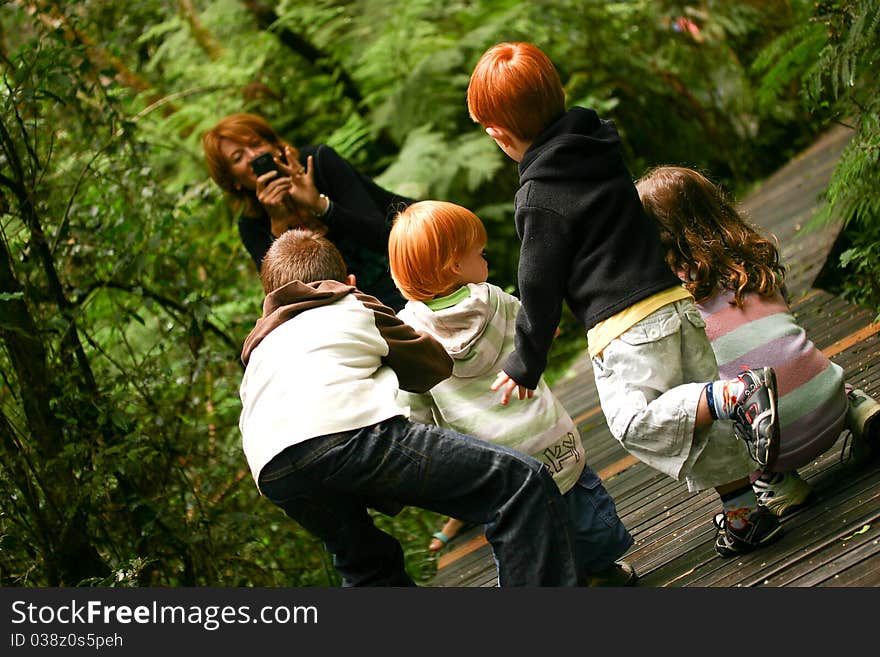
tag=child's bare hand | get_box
[490,371,534,405]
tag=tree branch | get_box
[178,0,223,61]
[78,279,243,362]
[19,1,172,111]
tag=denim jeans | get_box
[563,467,633,574]
[258,416,580,586]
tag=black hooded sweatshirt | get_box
[503,106,681,389]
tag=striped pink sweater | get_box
[697,289,847,472]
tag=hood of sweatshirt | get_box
[519,106,625,185]
[241,279,354,365]
[398,283,514,379]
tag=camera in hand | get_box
[250,152,280,177]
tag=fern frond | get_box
[753,22,826,110]
[751,21,823,75]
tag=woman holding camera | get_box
[202,113,412,310]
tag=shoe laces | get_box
[754,485,773,504]
[733,421,760,462]
[736,367,761,394]
[713,512,734,548]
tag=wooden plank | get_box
[654,429,880,587]
[816,548,880,587]
[436,532,488,570]
[597,454,640,481]
[823,323,880,358]
[573,405,603,425]
[686,470,880,587]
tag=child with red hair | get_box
[389,200,636,586]
[467,42,784,557]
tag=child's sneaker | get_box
[713,505,783,558]
[584,560,638,587]
[752,471,812,517]
[730,367,780,469]
[846,388,880,462]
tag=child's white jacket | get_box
[397,282,585,493]
[239,280,452,485]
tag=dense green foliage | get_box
[1,0,876,587]
[754,0,880,314]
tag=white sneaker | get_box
[847,388,880,462]
[730,367,780,469]
[753,471,812,517]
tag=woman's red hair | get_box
[201,113,300,217]
[389,201,487,302]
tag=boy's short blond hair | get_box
[389,201,487,302]
[467,42,565,141]
[260,229,348,294]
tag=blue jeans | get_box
[258,416,580,587]
[564,467,633,574]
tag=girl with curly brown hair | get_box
[637,166,880,516]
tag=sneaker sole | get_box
[866,412,880,452]
[759,367,781,470]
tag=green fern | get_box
[762,0,880,314]
[752,22,826,111]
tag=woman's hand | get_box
[280,150,327,216]
[255,159,300,236]
[256,149,328,237]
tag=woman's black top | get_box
[238,144,413,311]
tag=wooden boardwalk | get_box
[428,124,880,587]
